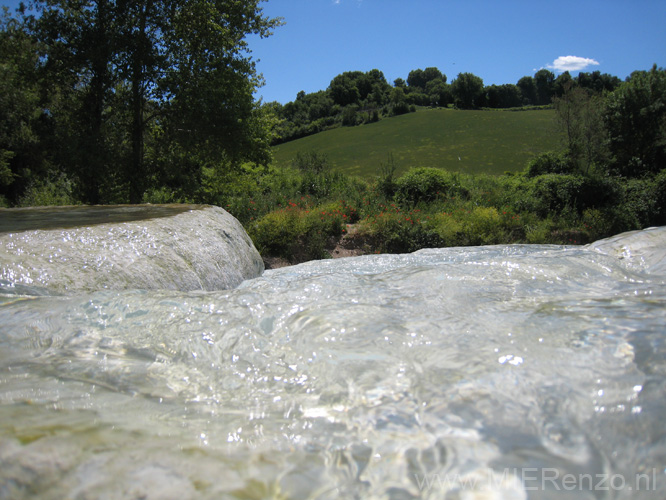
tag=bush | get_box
[463,206,504,245]
[425,212,464,247]
[653,170,666,226]
[395,167,468,207]
[525,151,576,177]
[341,105,359,126]
[143,186,179,204]
[18,173,78,207]
[526,174,620,217]
[248,201,354,262]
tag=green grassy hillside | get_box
[272,108,562,178]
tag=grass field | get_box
[272,108,563,178]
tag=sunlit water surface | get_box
[1,226,665,499]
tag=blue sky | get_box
[3,0,664,104]
[249,0,665,103]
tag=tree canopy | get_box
[0,1,282,205]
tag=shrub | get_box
[426,212,464,247]
[248,200,354,262]
[463,206,504,245]
[359,207,432,253]
[143,186,179,204]
[341,105,359,126]
[525,151,576,177]
[526,174,620,217]
[581,208,615,241]
[395,167,468,207]
[524,218,557,244]
[18,173,78,207]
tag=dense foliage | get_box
[217,153,666,264]
[0,1,281,206]
[268,66,622,144]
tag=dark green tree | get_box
[517,75,537,105]
[329,72,362,106]
[486,84,522,108]
[0,7,54,204]
[407,67,444,91]
[553,83,607,173]
[426,78,451,107]
[27,0,281,204]
[34,0,120,204]
[534,69,555,105]
[577,71,621,94]
[553,71,573,98]
[407,69,426,89]
[389,86,409,115]
[605,64,666,176]
[451,72,484,109]
[423,67,444,84]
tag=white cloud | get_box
[547,56,600,73]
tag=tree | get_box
[0,7,50,204]
[605,64,666,177]
[426,78,451,107]
[451,72,484,109]
[33,0,122,204]
[517,75,537,105]
[553,83,607,173]
[30,0,282,203]
[423,67,445,84]
[407,67,444,91]
[486,84,522,108]
[553,71,573,98]
[389,86,409,115]
[329,72,361,106]
[534,69,555,105]
[577,71,621,94]
[393,77,406,88]
[407,69,426,89]
[364,69,390,105]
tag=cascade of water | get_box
[0,215,664,499]
[0,205,264,293]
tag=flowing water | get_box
[0,205,264,293]
[1,221,665,499]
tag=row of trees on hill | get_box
[268,67,623,144]
[0,1,281,206]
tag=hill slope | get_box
[272,108,562,178]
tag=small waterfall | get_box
[0,205,264,293]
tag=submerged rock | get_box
[0,204,264,293]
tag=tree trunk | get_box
[83,0,112,205]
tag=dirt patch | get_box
[329,224,368,258]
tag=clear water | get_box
[0,205,264,293]
[1,226,665,499]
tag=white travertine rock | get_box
[0,205,264,293]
